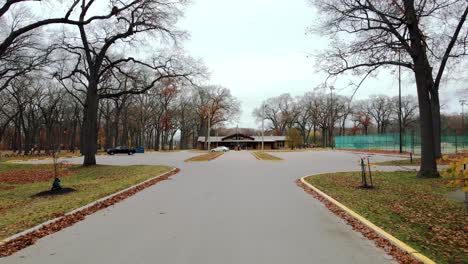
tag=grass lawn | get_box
[185,152,223,162]
[0,163,172,240]
[304,171,466,264]
[251,152,283,160]
[373,158,451,166]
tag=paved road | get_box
[1,150,402,264]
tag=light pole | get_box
[391,47,404,153]
[461,99,467,134]
[261,103,265,151]
[58,117,64,152]
[329,86,335,149]
[207,109,211,152]
[398,50,403,153]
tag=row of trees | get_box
[0,0,241,165]
[309,0,468,177]
[253,92,419,147]
[0,78,240,153]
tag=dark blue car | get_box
[106,146,136,155]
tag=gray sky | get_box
[180,0,466,128]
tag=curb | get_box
[4,160,23,163]
[0,168,179,255]
[299,177,436,264]
[251,152,261,160]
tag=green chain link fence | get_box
[335,131,468,154]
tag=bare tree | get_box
[0,89,18,143]
[352,100,373,135]
[0,10,53,94]
[392,95,419,131]
[366,95,394,134]
[0,0,138,57]
[310,0,468,177]
[196,85,240,147]
[295,93,314,144]
[253,93,299,136]
[0,0,143,97]
[53,0,198,165]
[178,88,199,149]
[38,83,66,154]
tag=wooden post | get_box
[367,157,373,187]
[361,158,368,187]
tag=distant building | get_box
[197,133,286,150]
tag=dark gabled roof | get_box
[197,135,286,143]
[221,133,255,141]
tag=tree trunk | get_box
[120,110,128,146]
[155,129,161,150]
[431,95,442,158]
[306,126,312,145]
[114,107,120,147]
[312,125,317,144]
[105,115,112,150]
[82,81,98,166]
[180,128,187,149]
[321,127,326,147]
[300,126,307,145]
[15,117,22,153]
[340,113,348,136]
[405,0,439,178]
[70,119,77,152]
[414,66,439,178]
[45,124,53,154]
[169,130,177,150]
[192,127,197,149]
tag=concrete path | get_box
[1,150,402,264]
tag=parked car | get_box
[210,146,229,152]
[107,146,136,155]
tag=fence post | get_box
[455,132,458,153]
[464,164,467,210]
[463,132,465,150]
[411,130,415,154]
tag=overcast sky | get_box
[180,0,466,129]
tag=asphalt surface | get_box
[1,150,404,264]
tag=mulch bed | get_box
[0,168,74,185]
[32,187,77,197]
[445,152,468,158]
[296,179,421,264]
[0,168,180,257]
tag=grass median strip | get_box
[303,171,465,264]
[251,152,283,161]
[185,152,223,162]
[0,163,172,241]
